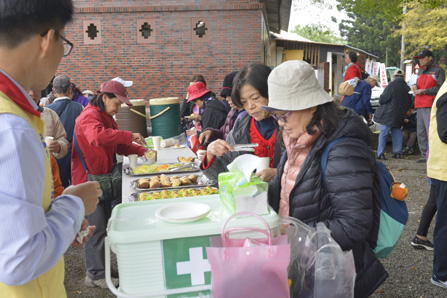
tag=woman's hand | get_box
[186,129,197,137]
[205,140,234,163]
[132,133,146,145]
[256,168,277,182]
[63,181,101,215]
[198,130,211,145]
[191,114,201,121]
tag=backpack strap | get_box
[73,132,89,174]
[321,137,348,181]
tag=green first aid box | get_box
[106,195,280,298]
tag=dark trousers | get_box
[84,196,121,280]
[56,148,72,188]
[416,184,437,237]
[402,130,417,149]
[432,178,447,281]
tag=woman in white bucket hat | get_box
[264,60,388,297]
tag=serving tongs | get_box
[232,143,259,152]
[169,163,195,171]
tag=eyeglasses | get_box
[41,30,74,57]
[270,111,292,123]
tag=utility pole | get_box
[400,6,407,69]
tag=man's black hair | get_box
[0,0,73,48]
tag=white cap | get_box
[263,60,333,112]
[112,77,133,87]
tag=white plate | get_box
[170,144,187,149]
[155,202,211,223]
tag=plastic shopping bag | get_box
[207,212,291,298]
[282,217,356,298]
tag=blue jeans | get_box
[432,178,447,281]
[377,125,403,156]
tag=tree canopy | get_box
[339,10,401,66]
[403,2,447,59]
[291,24,346,44]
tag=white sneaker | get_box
[84,276,119,288]
[431,275,447,289]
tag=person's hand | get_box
[186,129,197,137]
[198,130,211,145]
[47,140,61,153]
[411,85,417,92]
[256,168,277,182]
[71,218,96,247]
[205,140,234,163]
[132,133,145,145]
[415,89,425,95]
[403,119,409,124]
[192,114,201,121]
[63,181,101,215]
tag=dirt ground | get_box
[63,144,445,298]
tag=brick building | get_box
[57,0,291,101]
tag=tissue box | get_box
[218,171,269,215]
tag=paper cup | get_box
[45,136,54,147]
[128,154,138,168]
[161,138,179,148]
[196,149,207,161]
[153,136,161,150]
[256,157,270,172]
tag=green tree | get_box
[403,2,447,60]
[291,24,346,44]
[339,11,401,66]
[336,0,444,21]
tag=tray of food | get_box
[129,185,218,202]
[125,162,200,176]
[131,173,215,191]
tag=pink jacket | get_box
[71,105,145,185]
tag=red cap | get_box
[100,80,133,106]
[187,82,210,103]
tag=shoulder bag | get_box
[73,133,121,201]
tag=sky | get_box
[288,0,348,37]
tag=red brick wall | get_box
[58,0,269,101]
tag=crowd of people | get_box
[1,0,447,297]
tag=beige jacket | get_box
[41,107,70,159]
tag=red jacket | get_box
[71,104,145,185]
[415,62,445,108]
[344,63,361,81]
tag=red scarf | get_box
[0,71,40,117]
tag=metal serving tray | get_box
[131,173,215,192]
[129,186,218,202]
[124,162,200,176]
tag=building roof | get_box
[262,0,292,33]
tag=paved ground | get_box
[63,148,446,297]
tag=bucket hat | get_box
[263,60,333,112]
[100,80,133,106]
[220,71,238,98]
[368,74,381,87]
[187,82,210,103]
[112,77,133,87]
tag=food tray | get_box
[129,186,218,202]
[131,173,215,192]
[124,162,200,176]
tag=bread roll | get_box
[138,178,150,188]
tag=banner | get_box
[379,63,388,88]
[372,62,381,76]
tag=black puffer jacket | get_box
[268,109,388,298]
[374,76,413,128]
